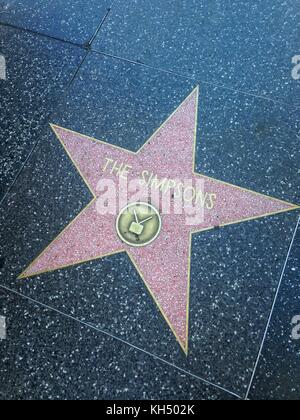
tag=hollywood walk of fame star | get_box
[19,87,299,354]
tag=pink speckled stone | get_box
[21,89,297,353]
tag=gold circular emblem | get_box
[116,202,161,247]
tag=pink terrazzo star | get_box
[20,87,299,354]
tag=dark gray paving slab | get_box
[0,289,236,400]
[0,0,113,45]
[249,218,300,400]
[93,0,300,106]
[0,25,84,200]
[0,53,299,397]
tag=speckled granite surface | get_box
[0,289,237,400]
[0,0,299,401]
[93,0,300,106]
[0,25,84,201]
[0,0,114,44]
[249,219,300,400]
